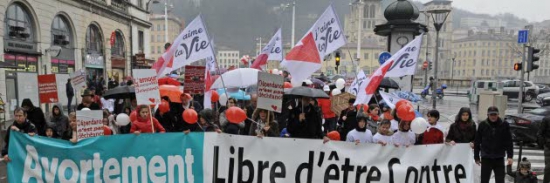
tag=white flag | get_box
[282,5,347,87]
[379,91,403,109]
[206,39,217,72]
[348,70,367,96]
[158,15,214,76]
[251,28,283,70]
[384,35,423,77]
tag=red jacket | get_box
[317,98,336,119]
[103,125,112,135]
[130,115,166,133]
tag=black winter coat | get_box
[446,121,476,143]
[3,120,36,156]
[474,118,513,161]
[154,110,178,132]
[26,107,46,135]
[507,165,537,183]
[287,103,323,139]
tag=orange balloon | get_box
[327,131,341,141]
[284,82,292,88]
[130,110,137,122]
[397,104,415,121]
[355,104,368,112]
[226,107,247,124]
[395,100,410,111]
[211,90,220,102]
[159,100,170,114]
[183,109,198,124]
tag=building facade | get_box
[1,0,151,115]
[217,49,240,69]
[344,0,385,44]
[149,14,183,59]
[421,0,454,79]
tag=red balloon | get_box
[211,90,220,102]
[159,100,170,114]
[395,100,411,111]
[130,110,137,122]
[284,82,292,88]
[226,107,246,124]
[397,104,415,121]
[183,109,198,124]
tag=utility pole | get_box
[519,45,526,113]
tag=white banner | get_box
[265,28,283,61]
[76,110,103,141]
[70,69,87,91]
[384,35,423,77]
[206,39,217,72]
[308,4,347,58]
[257,72,284,113]
[202,133,475,183]
[133,69,161,105]
[379,91,403,109]
[158,15,214,76]
[348,70,367,96]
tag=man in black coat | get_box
[538,115,550,183]
[287,97,323,139]
[66,79,74,111]
[3,108,36,162]
[20,99,46,135]
[338,98,358,141]
[474,106,514,183]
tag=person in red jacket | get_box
[131,105,166,134]
[318,85,337,133]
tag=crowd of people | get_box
[0,75,542,183]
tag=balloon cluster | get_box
[395,99,429,134]
[331,78,346,96]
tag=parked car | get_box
[537,84,550,94]
[536,92,550,106]
[505,107,549,149]
[502,80,539,102]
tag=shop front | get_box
[110,56,125,82]
[84,53,104,82]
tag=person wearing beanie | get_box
[346,114,373,145]
[373,120,393,146]
[475,106,513,183]
[338,98,358,141]
[318,85,337,133]
[506,157,537,183]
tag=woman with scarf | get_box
[366,104,380,135]
[446,107,476,148]
[130,105,166,134]
[250,108,279,137]
[346,114,373,145]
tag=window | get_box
[364,53,369,60]
[86,24,103,54]
[138,0,143,9]
[6,3,34,42]
[151,35,154,42]
[157,46,161,54]
[138,30,144,52]
[363,5,369,18]
[157,35,161,43]
[157,24,160,31]
[370,5,375,18]
[51,15,72,48]
[362,21,367,29]
[151,46,154,54]
[111,31,125,56]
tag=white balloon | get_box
[272,69,279,75]
[115,113,130,126]
[411,117,429,134]
[331,89,342,96]
[278,70,283,75]
[336,78,346,89]
[219,94,228,106]
[81,108,91,111]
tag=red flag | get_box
[250,53,268,70]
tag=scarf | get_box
[369,114,379,121]
[356,125,367,132]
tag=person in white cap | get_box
[318,85,337,133]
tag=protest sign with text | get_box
[37,74,58,103]
[133,69,161,105]
[76,110,103,141]
[257,72,284,113]
[184,66,206,94]
[70,69,87,90]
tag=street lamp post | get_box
[427,8,451,109]
[152,0,172,43]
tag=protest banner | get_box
[256,72,284,113]
[70,69,87,90]
[8,133,475,183]
[37,74,58,103]
[184,66,206,94]
[133,69,161,105]
[76,110,103,141]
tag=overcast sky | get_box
[415,0,550,22]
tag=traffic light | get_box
[422,61,428,70]
[335,52,341,66]
[527,46,540,72]
[429,61,433,70]
[514,63,522,71]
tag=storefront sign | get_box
[111,56,126,68]
[85,54,104,68]
[4,40,36,53]
[134,53,146,66]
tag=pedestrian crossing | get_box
[512,145,545,175]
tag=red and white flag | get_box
[281,5,346,87]
[240,55,250,65]
[156,15,214,77]
[204,39,216,109]
[251,28,283,70]
[354,35,423,106]
[151,45,173,74]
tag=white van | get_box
[469,80,503,103]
